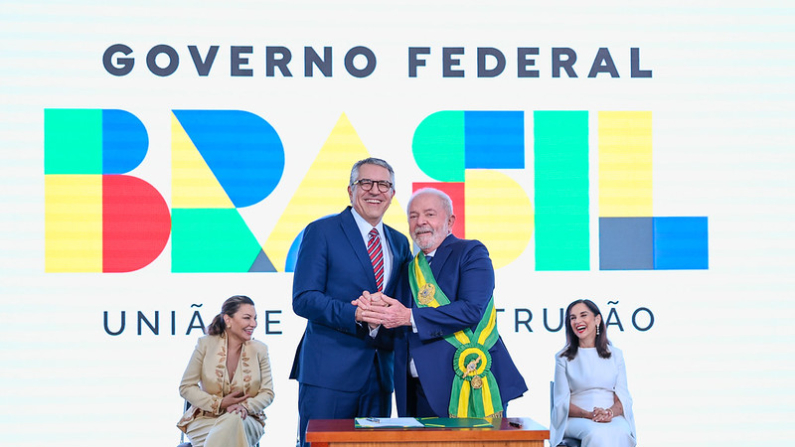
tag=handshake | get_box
[352,291,412,329]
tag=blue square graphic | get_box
[464,111,524,169]
[653,217,709,269]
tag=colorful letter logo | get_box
[412,110,708,270]
[596,112,708,269]
[412,111,532,269]
[171,110,284,272]
[44,109,170,272]
[44,109,708,272]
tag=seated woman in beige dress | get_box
[177,295,275,447]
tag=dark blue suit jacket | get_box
[290,207,411,393]
[394,234,528,417]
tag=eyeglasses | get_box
[353,179,393,193]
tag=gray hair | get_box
[407,187,454,218]
[349,158,396,188]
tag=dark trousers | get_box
[297,363,390,447]
[406,375,438,417]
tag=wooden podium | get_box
[306,417,549,447]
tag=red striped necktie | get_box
[367,228,384,292]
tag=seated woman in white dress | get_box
[550,299,636,447]
[177,295,275,447]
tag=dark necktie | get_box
[367,228,384,291]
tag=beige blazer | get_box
[177,334,274,431]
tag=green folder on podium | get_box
[354,417,492,429]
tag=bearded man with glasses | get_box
[290,157,411,447]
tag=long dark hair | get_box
[560,299,611,360]
[207,295,255,336]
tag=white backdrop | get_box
[1,1,794,446]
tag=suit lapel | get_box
[382,226,401,290]
[340,207,377,287]
[431,234,456,275]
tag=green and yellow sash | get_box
[408,252,503,418]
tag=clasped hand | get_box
[592,407,613,423]
[221,390,250,419]
[352,291,411,329]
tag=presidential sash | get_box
[408,252,503,418]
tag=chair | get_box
[550,381,582,447]
[178,400,191,447]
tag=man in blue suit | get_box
[290,158,411,446]
[358,188,527,418]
